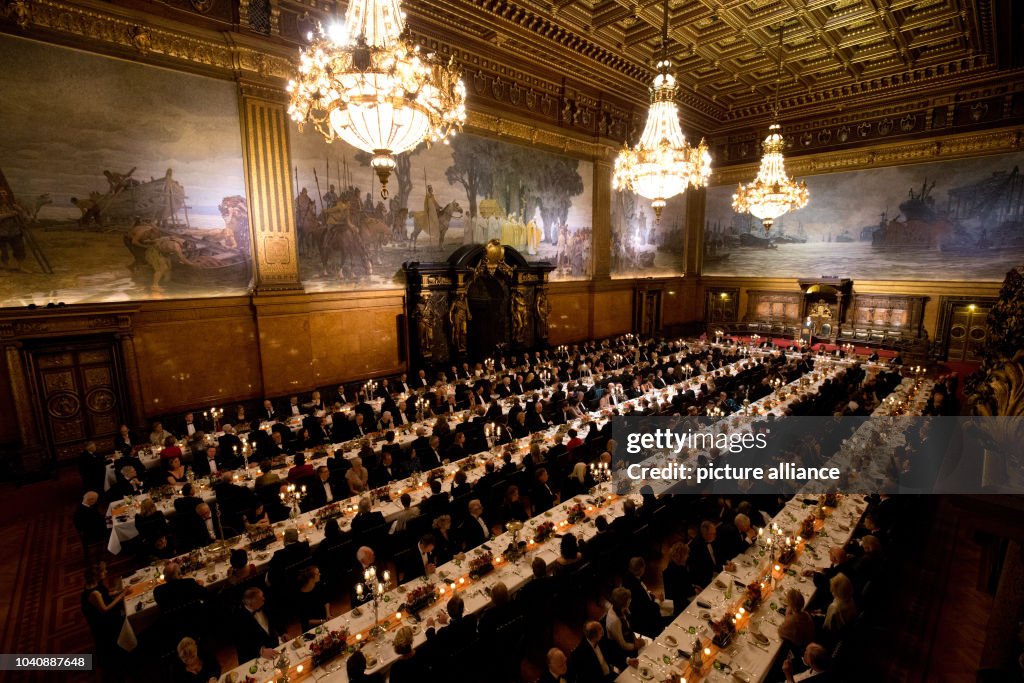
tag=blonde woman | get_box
[346,457,369,494]
[823,573,857,632]
[175,636,220,683]
[779,588,816,649]
[387,625,425,683]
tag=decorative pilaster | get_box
[239,85,303,292]
[684,185,706,276]
[591,159,612,280]
[4,342,46,474]
[116,333,146,429]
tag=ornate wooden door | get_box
[31,341,125,463]
[946,304,991,362]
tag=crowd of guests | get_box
[72,333,927,682]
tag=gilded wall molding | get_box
[466,110,615,161]
[2,0,294,82]
[711,127,1024,186]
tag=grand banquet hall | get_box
[0,0,1023,681]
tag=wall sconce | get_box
[968,304,976,312]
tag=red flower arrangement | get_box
[533,522,555,543]
[310,628,349,667]
[801,515,816,540]
[405,584,438,615]
[566,503,586,524]
[743,581,763,611]
[469,552,494,579]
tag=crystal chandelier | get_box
[612,0,711,222]
[732,28,808,234]
[286,0,467,198]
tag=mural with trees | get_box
[289,127,594,291]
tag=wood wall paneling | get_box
[547,289,591,345]
[592,288,634,339]
[308,305,404,384]
[134,312,262,416]
[256,312,315,397]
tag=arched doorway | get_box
[466,275,508,359]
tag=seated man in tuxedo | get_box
[458,499,491,549]
[418,478,451,521]
[178,502,222,551]
[213,472,257,529]
[154,560,210,612]
[538,647,573,683]
[371,451,398,488]
[420,436,443,471]
[397,533,436,582]
[218,425,244,463]
[350,496,386,535]
[303,466,338,510]
[112,465,146,499]
[571,621,617,682]
[531,467,558,513]
[266,528,311,588]
[689,520,735,587]
[234,587,281,663]
[173,483,205,516]
[192,445,219,478]
[259,399,278,422]
[422,593,476,660]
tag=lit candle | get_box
[703,647,711,657]
[356,584,363,597]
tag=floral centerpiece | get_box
[468,552,494,579]
[149,485,174,503]
[743,581,763,612]
[178,549,205,575]
[310,627,349,667]
[313,503,343,528]
[822,492,839,508]
[801,515,816,540]
[566,503,586,524]
[247,524,276,551]
[533,521,555,543]
[710,613,736,648]
[405,584,439,615]
[370,486,392,504]
[777,541,796,565]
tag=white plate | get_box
[665,635,678,647]
[637,666,654,680]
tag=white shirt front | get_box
[323,481,334,503]
[185,422,196,436]
[249,606,270,634]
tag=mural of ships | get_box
[941,166,1024,254]
[871,179,954,249]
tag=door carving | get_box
[32,342,125,463]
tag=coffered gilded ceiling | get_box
[401,0,1013,125]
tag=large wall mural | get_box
[0,35,250,307]
[611,191,686,278]
[289,128,593,290]
[704,151,1024,281]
